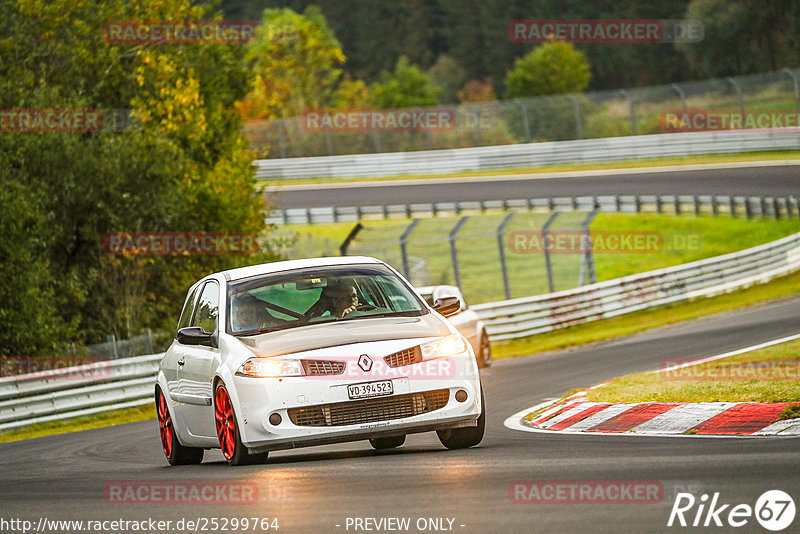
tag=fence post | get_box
[566,94,583,139]
[542,211,560,293]
[496,212,516,300]
[324,130,334,156]
[746,198,753,219]
[774,198,781,220]
[694,196,700,217]
[449,216,470,289]
[656,196,663,214]
[277,120,288,158]
[339,222,364,256]
[782,68,800,114]
[107,334,119,360]
[711,196,718,216]
[400,219,421,278]
[671,83,688,114]
[619,89,637,136]
[674,196,681,215]
[725,77,745,117]
[730,196,737,217]
[516,99,532,142]
[578,208,599,286]
[146,329,154,355]
[760,197,768,218]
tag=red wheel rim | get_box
[157,390,173,459]
[215,386,236,460]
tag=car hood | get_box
[235,313,452,357]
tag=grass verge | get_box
[493,269,800,360]
[282,213,800,305]
[259,150,800,186]
[584,339,800,404]
[0,402,156,444]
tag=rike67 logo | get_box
[668,490,795,531]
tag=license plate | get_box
[347,380,393,399]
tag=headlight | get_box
[420,335,468,360]
[235,357,304,378]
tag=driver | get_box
[305,281,359,319]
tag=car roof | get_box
[220,256,385,282]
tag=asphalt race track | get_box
[2,296,798,534]
[269,163,800,209]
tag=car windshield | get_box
[226,264,427,335]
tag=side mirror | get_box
[433,296,460,317]
[177,326,216,347]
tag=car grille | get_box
[287,389,450,427]
[383,346,422,368]
[302,360,346,375]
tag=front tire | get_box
[156,388,203,466]
[369,435,406,449]
[437,388,485,449]
[214,383,269,466]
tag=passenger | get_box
[231,294,283,332]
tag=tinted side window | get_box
[177,286,199,330]
[192,282,219,334]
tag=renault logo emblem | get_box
[357,354,373,372]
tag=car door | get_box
[162,283,200,405]
[172,280,220,439]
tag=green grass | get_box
[493,269,800,360]
[259,150,800,186]
[282,213,800,305]
[584,339,800,403]
[0,403,156,444]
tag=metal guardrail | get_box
[2,229,799,430]
[255,130,800,180]
[472,231,800,341]
[268,194,800,225]
[0,354,161,430]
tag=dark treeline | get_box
[221,0,800,95]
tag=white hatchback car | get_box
[155,257,485,466]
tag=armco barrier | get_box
[0,354,162,430]
[255,130,800,180]
[472,231,800,341]
[2,231,799,430]
[267,194,800,225]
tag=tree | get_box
[372,56,440,109]
[0,0,272,352]
[679,0,799,77]
[427,55,466,104]
[457,80,496,103]
[241,6,345,119]
[504,41,591,98]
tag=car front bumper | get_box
[232,354,482,452]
